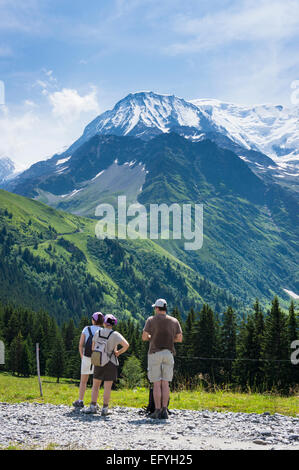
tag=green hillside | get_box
[138,135,299,306]
[0,189,239,324]
[8,133,298,307]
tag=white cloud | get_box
[0,82,101,169]
[48,86,100,123]
[23,99,38,108]
[166,0,299,54]
[0,107,40,170]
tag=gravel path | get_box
[0,403,298,450]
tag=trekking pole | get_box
[36,343,43,398]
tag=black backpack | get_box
[139,385,171,415]
[84,327,93,358]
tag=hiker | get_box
[82,314,129,416]
[73,312,104,408]
[142,299,183,419]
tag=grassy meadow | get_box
[0,372,298,416]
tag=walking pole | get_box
[36,343,43,398]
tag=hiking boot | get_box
[72,400,84,408]
[160,407,169,419]
[82,404,97,414]
[101,406,109,417]
[149,409,161,419]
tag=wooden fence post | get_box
[36,343,43,397]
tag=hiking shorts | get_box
[147,349,174,383]
[81,355,94,375]
[93,362,118,382]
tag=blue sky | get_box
[0,0,299,168]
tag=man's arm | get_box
[142,330,151,341]
[174,332,183,343]
[142,319,151,341]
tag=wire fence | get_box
[176,356,292,363]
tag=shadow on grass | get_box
[41,379,80,385]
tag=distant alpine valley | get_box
[1,91,298,308]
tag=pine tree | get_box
[220,306,237,383]
[20,338,34,377]
[262,297,289,390]
[25,334,35,374]
[169,307,184,376]
[33,323,47,375]
[6,311,19,345]
[251,299,265,389]
[195,304,219,384]
[62,319,76,352]
[183,308,196,358]
[234,314,258,390]
[46,331,65,383]
[9,332,23,376]
[287,301,298,344]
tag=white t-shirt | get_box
[93,327,126,366]
[81,325,100,346]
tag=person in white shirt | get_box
[82,314,129,416]
[72,312,104,408]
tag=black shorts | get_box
[93,361,118,382]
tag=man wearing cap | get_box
[83,314,129,416]
[73,312,104,408]
[142,299,183,419]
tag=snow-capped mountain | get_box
[64,91,298,186]
[0,157,15,183]
[191,99,299,178]
[69,91,211,148]
[3,91,298,194]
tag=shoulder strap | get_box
[107,330,115,339]
[98,330,115,340]
[87,327,92,337]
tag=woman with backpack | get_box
[82,314,129,416]
[73,312,104,408]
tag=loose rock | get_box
[0,403,298,450]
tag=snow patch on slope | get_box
[190,98,299,168]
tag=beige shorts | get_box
[147,349,174,383]
[81,355,94,375]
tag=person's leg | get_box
[101,380,113,416]
[148,352,164,418]
[160,351,174,418]
[103,381,113,407]
[78,374,89,401]
[161,380,170,408]
[82,375,102,413]
[91,378,102,405]
[153,380,162,409]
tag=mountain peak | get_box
[13,90,295,191]
[0,156,15,183]
[85,91,210,142]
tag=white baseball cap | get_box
[152,298,167,308]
